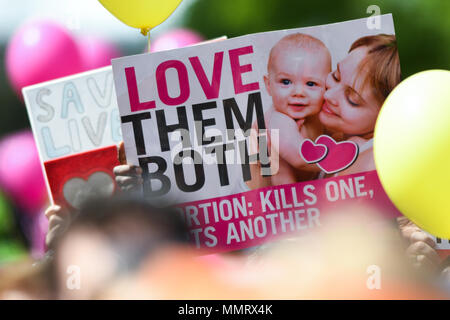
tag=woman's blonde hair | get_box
[349,34,401,105]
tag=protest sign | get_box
[23,67,122,206]
[112,14,402,252]
[23,66,121,161]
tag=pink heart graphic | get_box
[300,139,328,163]
[315,135,359,174]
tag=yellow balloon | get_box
[374,70,450,238]
[99,0,183,35]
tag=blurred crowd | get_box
[0,190,449,299]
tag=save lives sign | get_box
[23,66,121,162]
[23,66,122,207]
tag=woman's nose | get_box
[325,73,333,90]
[324,87,338,106]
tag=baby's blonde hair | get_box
[268,33,330,72]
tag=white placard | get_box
[23,66,122,163]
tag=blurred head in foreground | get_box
[49,196,189,299]
[101,206,447,299]
[1,201,447,299]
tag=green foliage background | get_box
[184,0,450,77]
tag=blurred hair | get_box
[349,34,401,104]
[71,196,188,243]
[48,195,190,296]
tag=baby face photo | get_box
[264,33,331,121]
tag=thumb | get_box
[118,141,127,164]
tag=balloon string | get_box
[140,27,150,36]
[140,27,151,52]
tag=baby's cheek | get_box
[310,89,325,112]
[273,102,287,114]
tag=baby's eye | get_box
[306,81,317,87]
[280,79,292,85]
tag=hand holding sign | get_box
[45,205,71,249]
[397,216,441,273]
[113,142,143,192]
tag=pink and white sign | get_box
[177,171,399,252]
[112,15,402,251]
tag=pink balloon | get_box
[5,20,83,94]
[31,209,49,259]
[0,131,47,213]
[77,36,121,71]
[151,29,205,53]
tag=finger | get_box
[441,267,450,280]
[46,215,70,248]
[116,176,143,188]
[45,205,61,219]
[406,241,433,257]
[118,141,127,165]
[121,184,142,192]
[45,223,67,248]
[410,231,436,248]
[44,205,70,219]
[48,214,69,230]
[413,254,439,273]
[397,217,420,239]
[113,164,142,177]
[406,241,441,266]
[396,216,410,228]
